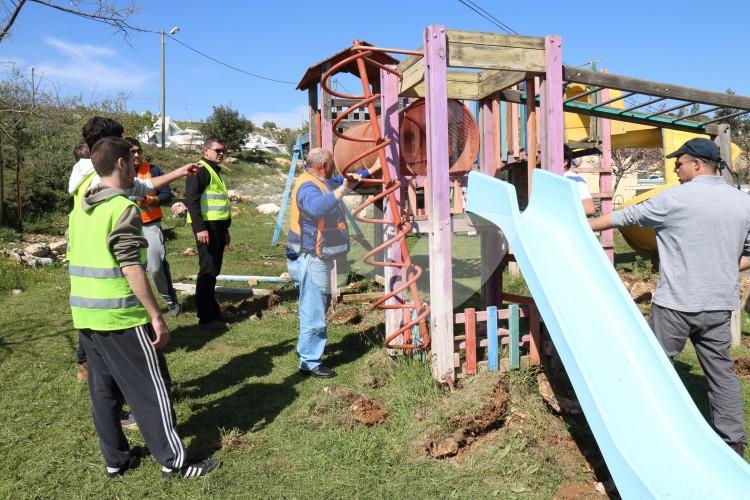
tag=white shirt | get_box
[563,169,592,201]
[68,158,153,196]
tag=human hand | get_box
[344,173,362,190]
[196,230,209,244]
[150,316,171,348]
[225,231,231,246]
[180,163,202,176]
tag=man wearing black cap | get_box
[590,138,750,457]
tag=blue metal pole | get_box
[272,136,303,245]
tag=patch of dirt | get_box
[734,357,750,377]
[538,373,581,415]
[419,376,510,459]
[220,431,252,452]
[182,247,197,257]
[554,482,603,499]
[329,306,362,325]
[350,397,388,426]
[220,293,281,321]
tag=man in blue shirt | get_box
[286,148,376,378]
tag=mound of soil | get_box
[350,398,388,426]
[220,293,281,321]
[734,357,750,377]
[330,306,362,325]
[420,376,510,459]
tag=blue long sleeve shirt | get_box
[288,169,368,258]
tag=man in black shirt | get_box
[184,138,231,330]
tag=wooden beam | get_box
[399,59,425,95]
[396,48,423,73]
[563,66,750,111]
[402,71,480,100]
[424,24,455,383]
[448,44,545,72]
[446,30,545,49]
[541,36,564,175]
[381,68,405,350]
[479,69,527,100]
[308,85,319,148]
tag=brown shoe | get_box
[76,362,88,383]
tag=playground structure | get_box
[295,26,750,382]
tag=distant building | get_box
[242,132,288,154]
[138,116,204,151]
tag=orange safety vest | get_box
[136,162,163,224]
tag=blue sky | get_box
[2,0,748,128]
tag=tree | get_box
[611,147,663,194]
[199,105,254,152]
[262,121,277,130]
[1,0,141,43]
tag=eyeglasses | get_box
[208,147,225,154]
[130,148,142,154]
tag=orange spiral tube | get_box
[320,42,430,351]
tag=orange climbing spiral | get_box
[320,41,430,351]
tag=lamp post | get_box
[161,26,180,148]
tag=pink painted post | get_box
[481,98,494,174]
[424,24,454,382]
[599,85,614,263]
[480,97,503,309]
[541,36,564,175]
[381,68,405,345]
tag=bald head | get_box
[306,147,335,178]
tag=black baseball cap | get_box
[665,138,721,161]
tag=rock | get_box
[8,251,22,263]
[225,156,239,165]
[24,243,50,257]
[279,272,290,279]
[34,257,55,266]
[227,189,242,201]
[183,248,197,257]
[11,289,22,295]
[630,281,655,303]
[256,203,280,215]
[49,240,67,254]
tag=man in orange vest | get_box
[124,137,180,316]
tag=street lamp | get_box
[161,26,180,148]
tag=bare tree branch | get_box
[0,0,27,43]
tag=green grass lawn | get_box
[1,211,750,498]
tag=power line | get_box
[167,34,296,86]
[457,0,519,35]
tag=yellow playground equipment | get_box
[565,85,743,253]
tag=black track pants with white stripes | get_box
[79,325,186,470]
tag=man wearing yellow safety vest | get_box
[185,137,231,329]
[125,137,180,317]
[286,148,377,378]
[69,137,220,479]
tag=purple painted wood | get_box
[481,98,494,174]
[424,24,454,382]
[599,85,614,263]
[542,36,564,175]
[381,68,405,345]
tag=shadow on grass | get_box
[178,324,382,458]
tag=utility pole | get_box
[161,27,180,148]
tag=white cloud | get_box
[30,37,154,92]
[249,105,308,129]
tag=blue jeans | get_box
[288,254,333,370]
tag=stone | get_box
[11,289,22,295]
[24,243,50,257]
[256,203,280,215]
[224,156,239,165]
[630,281,655,303]
[183,248,197,257]
[34,257,55,266]
[49,240,68,254]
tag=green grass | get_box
[2,210,750,497]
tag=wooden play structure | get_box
[295,26,750,382]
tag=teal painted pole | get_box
[487,306,498,371]
[510,304,520,369]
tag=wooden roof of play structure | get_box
[396,30,750,135]
[296,41,399,91]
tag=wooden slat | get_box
[509,304,520,369]
[479,69,527,99]
[448,43,545,72]
[528,304,541,365]
[402,71,480,100]
[396,48,423,73]
[454,305,531,324]
[575,167,612,174]
[400,61,425,95]
[465,308,477,375]
[446,29,545,49]
[563,66,750,111]
[486,306,499,371]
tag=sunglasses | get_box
[208,147,225,154]
[674,158,696,171]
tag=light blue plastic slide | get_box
[466,169,750,498]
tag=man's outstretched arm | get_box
[589,214,614,232]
